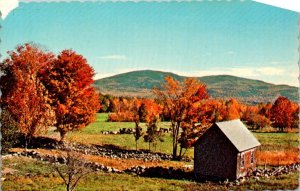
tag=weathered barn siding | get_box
[236,148,257,178]
[194,119,261,180]
[194,125,238,180]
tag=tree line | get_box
[100,77,299,160]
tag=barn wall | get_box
[236,148,257,178]
[194,125,238,180]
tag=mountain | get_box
[94,70,298,104]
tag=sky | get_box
[0,1,299,86]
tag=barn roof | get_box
[215,119,261,152]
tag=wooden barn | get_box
[194,119,261,180]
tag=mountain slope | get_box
[94,70,298,103]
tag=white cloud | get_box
[169,65,298,86]
[194,66,286,78]
[0,0,19,19]
[225,51,235,55]
[93,72,116,80]
[97,55,128,61]
[256,67,285,76]
[93,67,152,80]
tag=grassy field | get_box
[1,156,223,191]
[2,156,299,191]
[48,113,299,161]
[3,113,299,190]
[49,113,191,156]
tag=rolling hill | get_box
[94,70,298,104]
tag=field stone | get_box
[107,167,112,173]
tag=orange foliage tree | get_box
[108,98,135,122]
[131,98,143,150]
[0,44,55,147]
[197,99,227,124]
[153,76,209,159]
[241,105,270,130]
[143,99,162,151]
[270,96,293,132]
[40,50,100,141]
[224,98,242,120]
[291,102,299,128]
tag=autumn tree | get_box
[153,77,209,159]
[143,99,162,151]
[40,50,100,141]
[291,102,299,128]
[197,99,227,124]
[259,103,272,120]
[131,98,143,150]
[242,107,269,130]
[224,98,242,120]
[271,96,293,132]
[0,44,55,148]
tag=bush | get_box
[1,109,21,154]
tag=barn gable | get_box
[215,119,261,152]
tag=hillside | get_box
[94,70,298,104]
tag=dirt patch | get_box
[2,167,18,175]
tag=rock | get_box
[107,166,112,173]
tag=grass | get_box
[5,113,300,190]
[232,172,300,191]
[256,150,299,166]
[48,113,194,157]
[253,132,299,151]
[1,156,216,191]
[47,113,299,162]
[2,156,299,191]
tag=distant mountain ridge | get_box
[94,70,298,104]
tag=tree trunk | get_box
[172,143,177,160]
[172,122,180,160]
[135,140,138,151]
[24,134,31,155]
[25,135,28,154]
[60,130,67,142]
[178,146,183,160]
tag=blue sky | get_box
[0,1,298,86]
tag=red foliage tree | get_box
[0,44,55,147]
[271,96,293,132]
[290,102,299,129]
[143,99,162,151]
[153,77,209,159]
[40,50,100,141]
[259,103,272,120]
[224,98,242,120]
